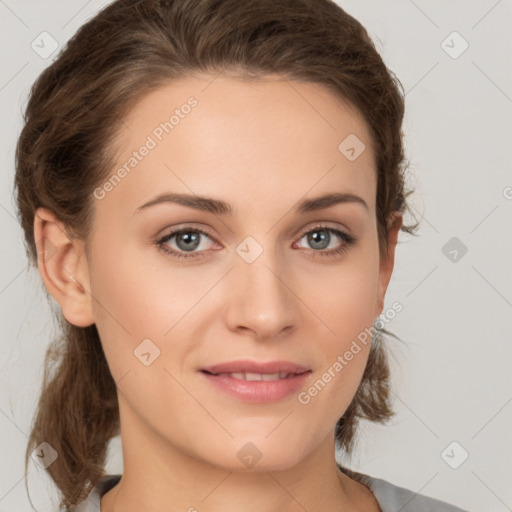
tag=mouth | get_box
[199,360,312,403]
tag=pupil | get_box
[308,230,329,250]
[177,231,200,251]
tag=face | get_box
[45,74,400,472]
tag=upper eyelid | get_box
[296,223,350,237]
[158,223,214,240]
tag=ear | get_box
[375,211,403,317]
[34,207,95,327]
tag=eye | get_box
[156,227,218,259]
[155,224,356,260]
[293,225,356,258]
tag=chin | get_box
[194,432,314,473]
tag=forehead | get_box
[96,74,377,221]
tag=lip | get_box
[199,360,312,403]
[201,359,311,375]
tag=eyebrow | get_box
[134,191,369,216]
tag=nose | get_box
[223,252,300,340]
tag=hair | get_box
[14,0,419,509]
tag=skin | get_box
[34,74,401,512]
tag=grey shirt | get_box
[72,472,469,512]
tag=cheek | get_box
[296,242,380,409]
[86,240,214,377]
[88,234,176,331]
[296,264,378,424]
[304,240,380,347]
[86,241,160,375]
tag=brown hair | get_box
[14,0,419,509]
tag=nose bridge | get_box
[226,239,298,338]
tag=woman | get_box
[14,0,469,510]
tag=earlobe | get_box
[34,208,95,327]
[375,212,402,317]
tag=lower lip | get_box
[200,371,311,403]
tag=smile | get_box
[200,370,311,403]
[212,371,295,381]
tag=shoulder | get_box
[71,474,122,512]
[359,473,470,512]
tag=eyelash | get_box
[155,224,356,261]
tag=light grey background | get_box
[1,1,511,511]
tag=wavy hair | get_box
[14,0,419,509]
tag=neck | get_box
[101,398,378,512]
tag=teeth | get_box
[261,373,281,381]
[217,372,292,381]
[245,372,262,381]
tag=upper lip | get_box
[201,360,311,375]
